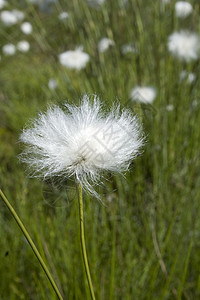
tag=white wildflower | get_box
[180,70,196,83]
[2,43,16,56]
[98,38,115,53]
[12,9,24,21]
[0,0,7,9]
[0,10,18,25]
[59,48,90,70]
[0,9,24,25]
[161,0,171,4]
[130,86,156,104]
[21,22,33,34]
[166,104,174,112]
[175,1,193,18]
[121,43,136,55]
[58,11,69,20]
[17,41,30,52]
[168,31,199,62]
[88,0,105,8]
[48,78,58,90]
[19,95,144,197]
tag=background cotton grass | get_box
[130,86,157,104]
[20,22,33,34]
[0,0,7,9]
[48,78,58,90]
[0,9,24,26]
[58,11,69,21]
[98,38,115,53]
[2,43,16,56]
[175,1,193,18]
[0,10,18,26]
[59,47,90,70]
[19,95,144,196]
[17,41,30,53]
[168,31,199,62]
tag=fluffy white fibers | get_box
[19,95,144,197]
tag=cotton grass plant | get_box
[1,0,200,298]
[1,95,144,299]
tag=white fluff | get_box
[98,38,115,53]
[48,78,58,90]
[130,86,156,104]
[0,9,24,26]
[19,95,144,197]
[168,31,199,62]
[2,43,16,56]
[0,10,18,26]
[175,1,193,18]
[121,43,136,55]
[180,70,196,83]
[59,48,90,70]
[21,22,33,34]
[88,0,105,7]
[160,0,171,5]
[58,11,69,20]
[17,41,30,52]
[0,0,7,9]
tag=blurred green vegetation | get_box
[1,0,200,299]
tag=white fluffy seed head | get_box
[17,41,30,52]
[98,38,115,53]
[130,86,156,104]
[2,43,16,55]
[21,22,33,34]
[168,31,199,62]
[59,48,90,70]
[175,1,193,18]
[19,95,144,197]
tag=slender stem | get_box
[0,189,64,300]
[78,183,96,300]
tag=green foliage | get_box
[1,0,200,299]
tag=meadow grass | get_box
[1,0,200,299]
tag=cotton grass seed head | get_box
[59,48,90,70]
[168,31,199,62]
[19,95,144,197]
[175,1,193,19]
[130,86,156,104]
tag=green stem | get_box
[0,189,64,300]
[78,183,96,300]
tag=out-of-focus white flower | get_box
[59,47,90,70]
[121,43,136,54]
[17,41,30,52]
[58,11,69,20]
[180,70,196,83]
[2,43,16,56]
[0,9,24,25]
[88,0,105,7]
[130,86,157,104]
[166,104,174,111]
[168,31,199,62]
[48,78,58,90]
[161,0,171,4]
[19,95,144,197]
[98,38,115,53]
[0,0,7,9]
[0,10,18,25]
[21,22,33,34]
[175,1,193,18]
[12,9,24,21]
